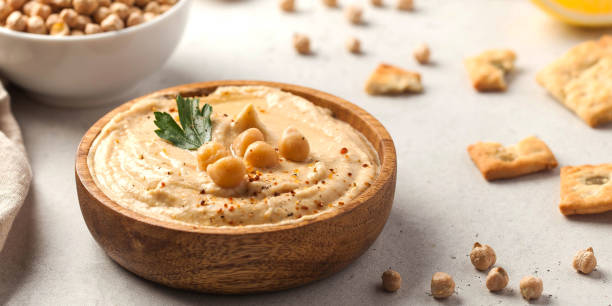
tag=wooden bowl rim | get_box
[75,80,397,235]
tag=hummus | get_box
[88,86,379,227]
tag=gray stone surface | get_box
[1,0,611,305]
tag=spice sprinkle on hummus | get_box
[88,86,379,227]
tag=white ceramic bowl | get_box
[0,0,192,108]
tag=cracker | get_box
[467,136,557,181]
[464,49,516,92]
[536,35,612,127]
[559,164,612,216]
[364,63,422,95]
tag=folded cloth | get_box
[0,81,32,251]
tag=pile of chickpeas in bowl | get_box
[0,0,177,36]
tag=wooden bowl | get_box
[75,81,397,294]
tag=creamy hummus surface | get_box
[88,86,380,227]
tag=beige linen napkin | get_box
[0,82,32,251]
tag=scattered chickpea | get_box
[293,33,310,55]
[73,0,98,15]
[371,0,383,7]
[144,1,159,13]
[244,141,279,168]
[519,276,543,300]
[346,36,361,54]
[110,2,129,20]
[126,10,143,27]
[84,22,101,34]
[196,141,229,171]
[345,4,363,25]
[572,247,597,274]
[233,128,265,157]
[431,272,455,299]
[381,269,401,292]
[321,0,337,8]
[26,15,46,34]
[207,156,246,188]
[413,43,430,65]
[100,13,124,31]
[278,0,293,12]
[6,11,27,31]
[470,242,496,271]
[49,21,69,35]
[397,0,413,11]
[279,126,310,162]
[45,13,59,28]
[115,0,135,6]
[59,8,79,28]
[8,0,25,10]
[486,267,509,292]
[92,6,110,23]
[30,3,51,19]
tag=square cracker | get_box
[559,164,612,216]
[537,35,612,127]
[464,49,516,92]
[364,63,423,95]
[467,136,558,181]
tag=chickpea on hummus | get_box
[88,86,379,227]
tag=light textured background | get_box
[1,0,611,305]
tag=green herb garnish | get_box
[153,95,213,150]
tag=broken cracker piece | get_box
[467,136,557,181]
[537,36,612,127]
[364,63,422,95]
[464,49,516,92]
[560,164,612,216]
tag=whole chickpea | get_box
[44,13,58,28]
[73,0,98,15]
[279,127,310,162]
[22,1,35,15]
[6,11,27,31]
[72,14,90,30]
[486,267,509,291]
[397,0,413,11]
[110,2,129,20]
[83,22,101,34]
[30,2,51,19]
[381,269,401,292]
[59,8,78,28]
[572,247,597,274]
[321,0,337,8]
[158,4,170,13]
[70,29,83,35]
[134,0,149,7]
[345,4,363,25]
[413,43,430,65]
[431,272,455,299]
[371,0,383,7]
[92,6,110,23]
[232,128,265,157]
[114,0,134,6]
[7,0,25,9]
[207,156,246,188]
[470,242,496,271]
[292,33,310,55]
[278,0,293,12]
[100,13,123,31]
[97,0,109,6]
[142,11,155,21]
[26,15,47,33]
[49,20,69,35]
[346,36,361,54]
[196,141,229,171]
[0,0,11,22]
[244,141,279,168]
[158,0,175,5]
[126,10,143,26]
[143,1,158,13]
[519,276,543,300]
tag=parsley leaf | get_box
[153,95,213,150]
